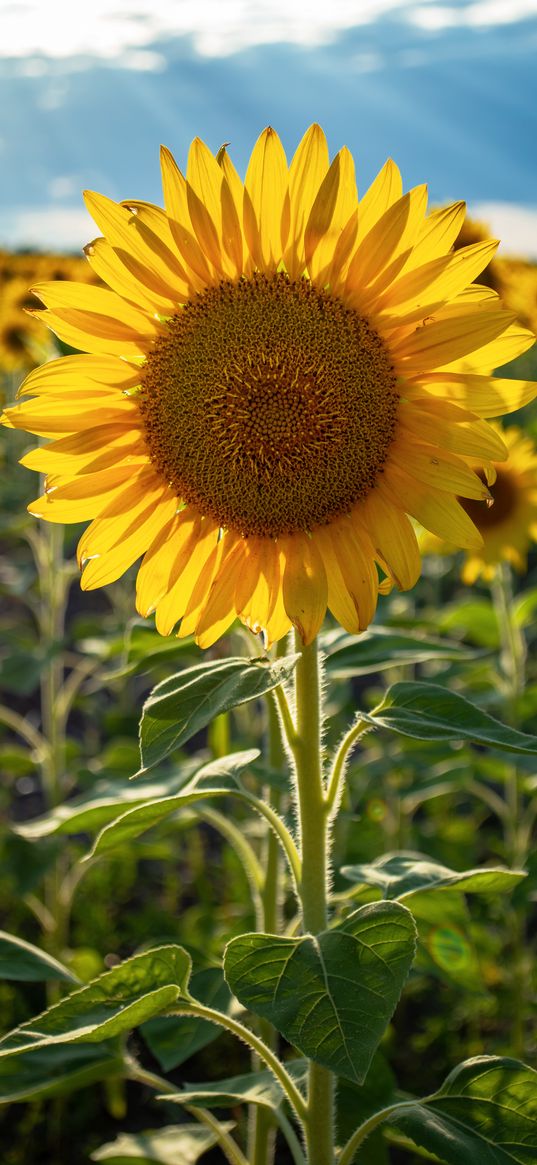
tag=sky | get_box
[1,0,537,255]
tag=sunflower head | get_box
[3,126,537,646]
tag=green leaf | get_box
[139,655,299,772]
[164,1060,308,1112]
[224,902,416,1084]
[438,599,500,648]
[0,1042,122,1104]
[340,853,526,900]
[88,751,259,858]
[365,682,537,753]
[15,762,202,840]
[389,1057,537,1164]
[142,967,232,1071]
[91,1124,234,1165]
[0,946,191,1060]
[324,627,476,677]
[0,930,79,983]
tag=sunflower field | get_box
[1,128,537,1165]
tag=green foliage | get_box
[0,946,191,1060]
[324,626,479,677]
[139,656,299,771]
[365,681,537,751]
[340,852,526,899]
[91,1124,234,1164]
[224,902,416,1083]
[388,1057,537,1164]
[0,930,79,983]
[88,751,260,857]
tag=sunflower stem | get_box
[249,642,288,1165]
[291,633,335,1165]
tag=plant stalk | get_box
[292,634,335,1165]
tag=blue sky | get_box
[1,0,537,255]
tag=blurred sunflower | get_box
[454,214,537,334]
[423,424,537,583]
[0,278,55,374]
[3,126,537,646]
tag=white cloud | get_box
[0,0,471,61]
[409,0,537,30]
[0,207,95,252]
[470,203,537,259]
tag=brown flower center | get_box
[139,273,399,537]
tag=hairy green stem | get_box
[250,641,289,1165]
[170,1000,307,1124]
[291,634,335,1165]
[338,1101,416,1165]
[326,718,369,816]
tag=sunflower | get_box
[453,213,537,334]
[422,424,537,583]
[3,126,537,647]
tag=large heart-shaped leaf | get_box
[389,1057,537,1164]
[0,946,191,1060]
[139,655,299,772]
[88,751,259,858]
[224,902,416,1083]
[365,683,537,753]
[0,930,79,983]
[341,853,525,900]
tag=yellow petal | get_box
[388,441,494,498]
[19,426,146,474]
[285,124,330,279]
[195,535,244,647]
[81,492,178,589]
[393,309,515,373]
[84,237,183,314]
[244,127,290,271]
[357,159,403,241]
[346,185,428,292]
[84,189,193,296]
[216,146,246,275]
[313,524,362,633]
[136,511,194,617]
[380,470,483,550]
[154,517,218,635]
[78,470,170,561]
[326,517,378,630]
[31,282,157,333]
[281,532,327,644]
[304,147,358,284]
[398,402,509,460]
[31,307,151,360]
[17,354,140,398]
[404,201,466,271]
[178,538,226,639]
[361,489,421,590]
[375,239,499,320]
[408,371,537,417]
[5,396,137,437]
